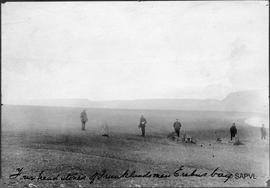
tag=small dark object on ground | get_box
[102,134,109,137]
[216,138,222,142]
[234,139,244,145]
[183,134,196,144]
[167,132,178,141]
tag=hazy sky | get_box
[2,2,269,103]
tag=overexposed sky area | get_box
[1,1,269,103]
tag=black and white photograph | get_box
[1,1,269,187]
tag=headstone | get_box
[101,122,109,137]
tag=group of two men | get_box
[138,115,182,137]
[230,122,267,141]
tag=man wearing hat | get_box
[80,109,88,131]
[230,122,237,141]
[173,119,182,137]
[138,115,147,137]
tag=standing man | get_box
[230,123,237,141]
[261,124,266,140]
[173,119,182,137]
[80,109,88,131]
[138,115,147,137]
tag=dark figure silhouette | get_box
[80,109,88,131]
[138,115,147,137]
[173,119,182,137]
[230,123,237,141]
[261,124,267,140]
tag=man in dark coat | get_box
[80,109,88,131]
[230,123,237,140]
[261,124,266,140]
[173,119,182,137]
[138,115,147,137]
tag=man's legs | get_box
[176,129,180,137]
[141,127,145,137]
[82,122,85,131]
[232,133,236,141]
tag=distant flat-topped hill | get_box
[221,90,268,113]
[11,90,268,113]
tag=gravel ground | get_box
[1,105,268,187]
